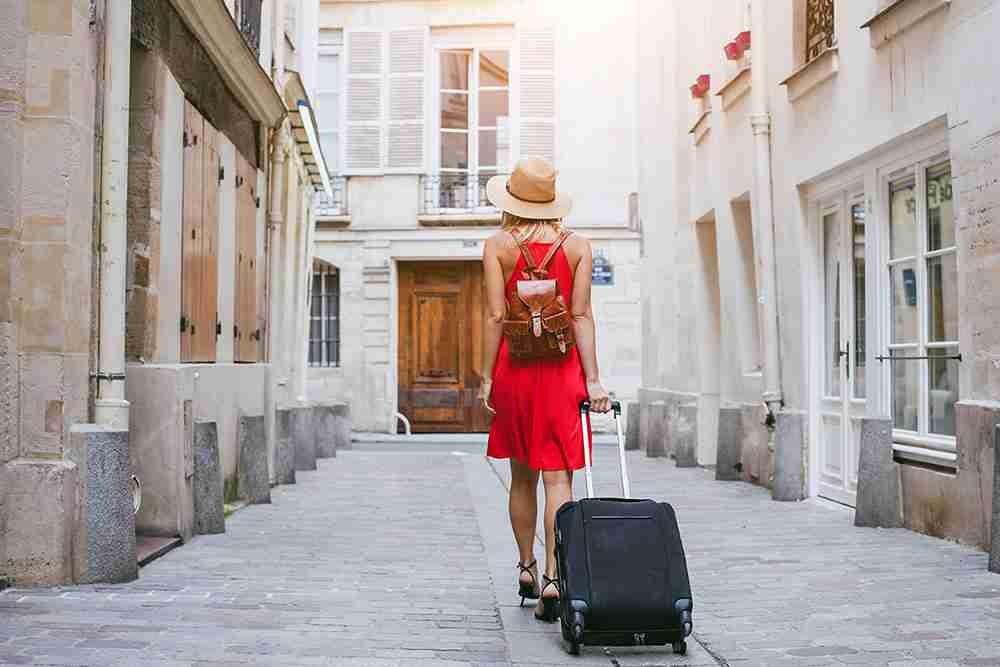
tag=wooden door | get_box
[397,261,490,432]
[234,153,259,363]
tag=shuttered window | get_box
[518,26,555,162]
[181,101,221,363]
[344,30,384,172]
[387,28,427,171]
[234,153,260,363]
[309,262,340,367]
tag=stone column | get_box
[772,410,806,502]
[854,418,900,529]
[716,407,743,481]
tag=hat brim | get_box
[486,175,572,220]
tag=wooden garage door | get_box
[398,262,491,433]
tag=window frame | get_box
[308,263,341,368]
[878,151,959,454]
[431,40,514,211]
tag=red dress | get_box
[487,241,590,471]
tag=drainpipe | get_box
[94,0,133,429]
[749,0,783,418]
[266,136,286,368]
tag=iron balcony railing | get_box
[315,177,348,217]
[419,173,508,215]
[234,0,262,58]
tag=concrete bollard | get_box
[625,401,640,451]
[274,409,296,485]
[855,418,900,529]
[673,404,699,468]
[291,406,317,472]
[238,415,271,504]
[716,407,743,481]
[990,425,1000,574]
[315,405,337,459]
[332,403,351,451]
[772,410,806,502]
[646,400,668,458]
[193,421,225,534]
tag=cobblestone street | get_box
[3,442,1000,666]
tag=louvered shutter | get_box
[386,28,427,172]
[343,30,384,173]
[518,26,556,163]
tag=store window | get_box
[885,159,959,440]
[805,0,835,63]
[309,262,340,367]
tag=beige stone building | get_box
[637,0,1000,548]
[0,0,347,587]
[308,0,643,433]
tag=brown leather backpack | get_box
[503,230,576,361]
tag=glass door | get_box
[816,197,867,507]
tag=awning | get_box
[285,70,333,196]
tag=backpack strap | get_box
[510,229,538,272]
[538,230,573,272]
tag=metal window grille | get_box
[315,177,348,217]
[419,173,507,214]
[309,264,340,367]
[805,0,835,63]
[234,0,262,58]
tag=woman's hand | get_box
[479,380,496,414]
[587,380,611,413]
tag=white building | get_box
[309,0,643,433]
[637,0,1000,547]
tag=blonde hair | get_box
[500,211,563,242]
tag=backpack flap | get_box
[516,279,558,338]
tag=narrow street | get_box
[2,443,999,667]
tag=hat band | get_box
[507,182,556,204]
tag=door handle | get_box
[838,342,850,380]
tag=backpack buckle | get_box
[532,313,542,337]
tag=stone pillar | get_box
[772,410,806,502]
[66,426,137,584]
[274,409,295,485]
[646,400,668,458]
[625,401,640,451]
[855,418,901,529]
[1,460,77,586]
[332,403,351,451]
[291,406,317,471]
[990,425,1000,574]
[716,407,743,481]
[193,422,224,535]
[238,415,270,504]
[314,405,337,459]
[673,403,698,468]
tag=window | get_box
[437,48,510,209]
[805,0,835,63]
[316,51,340,175]
[309,262,340,367]
[886,159,958,440]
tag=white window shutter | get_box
[518,26,555,163]
[386,28,427,172]
[343,30,384,173]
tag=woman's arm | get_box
[569,237,611,413]
[480,235,506,411]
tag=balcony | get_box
[315,177,349,223]
[418,173,506,226]
[234,0,262,58]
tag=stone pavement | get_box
[2,443,1000,666]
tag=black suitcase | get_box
[555,400,693,656]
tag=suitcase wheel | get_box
[672,640,687,656]
[566,640,581,656]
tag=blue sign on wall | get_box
[592,251,614,286]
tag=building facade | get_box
[0,0,344,587]
[637,0,1000,547]
[310,0,643,433]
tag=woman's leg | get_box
[540,469,574,580]
[509,459,540,569]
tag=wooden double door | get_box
[397,261,491,433]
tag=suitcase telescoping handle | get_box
[579,400,631,500]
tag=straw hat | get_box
[486,157,572,220]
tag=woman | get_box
[479,158,611,623]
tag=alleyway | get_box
[2,444,1000,667]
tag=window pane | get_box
[440,93,468,129]
[890,177,917,259]
[320,133,338,173]
[309,341,321,365]
[890,262,918,344]
[309,318,321,340]
[851,204,866,399]
[927,252,957,343]
[926,163,955,251]
[891,350,919,432]
[318,54,339,90]
[316,92,338,130]
[480,50,509,87]
[440,132,468,170]
[479,90,509,128]
[440,51,469,90]
[823,212,841,397]
[327,340,339,367]
[479,130,498,168]
[928,347,958,436]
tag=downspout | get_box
[749,0,783,419]
[94,0,132,428]
[266,136,286,364]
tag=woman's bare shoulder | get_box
[565,231,591,254]
[486,229,515,249]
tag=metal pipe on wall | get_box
[749,0,783,416]
[94,0,133,428]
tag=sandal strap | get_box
[517,560,538,583]
[541,574,559,593]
